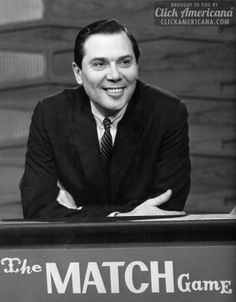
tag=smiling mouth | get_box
[103,87,125,96]
[104,88,123,93]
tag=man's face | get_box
[73,32,138,116]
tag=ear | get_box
[72,61,83,85]
[136,64,139,79]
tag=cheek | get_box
[81,70,101,88]
[124,67,138,82]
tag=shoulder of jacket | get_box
[137,80,181,109]
[40,86,80,107]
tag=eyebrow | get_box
[118,55,134,60]
[90,55,134,62]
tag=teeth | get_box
[107,88,123,93]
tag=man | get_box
[20,19,191,220]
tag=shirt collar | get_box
[90,101,128,129]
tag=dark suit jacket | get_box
[20,80,191,220]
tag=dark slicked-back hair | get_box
[74,19,140,68]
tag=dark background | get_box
[0,0,235,218]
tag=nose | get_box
[106,64,121,81]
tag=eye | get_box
[92,60,106,69]
[118,58,133,67]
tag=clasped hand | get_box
[57,183,185,217]
[116,189,185,217]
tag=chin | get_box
[102,105,121,116]
[110,103,126,111]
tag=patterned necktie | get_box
[100,117,113,174]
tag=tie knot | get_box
[103,117,111,130]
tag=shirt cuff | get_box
[107,212,120,217]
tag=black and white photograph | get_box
[0,0,235,301]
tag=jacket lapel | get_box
[71,87,104,190]
[110,84,144,202]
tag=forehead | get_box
[82,32,134,60]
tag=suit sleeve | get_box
[20,101,114,221]
[121,101,191,212]
[153,101,191,211]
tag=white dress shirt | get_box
[90,101,128,148]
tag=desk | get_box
[0,214,235,302]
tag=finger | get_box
[131,207,185,216]
[157,210,186,216]
[145,189,172,207]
